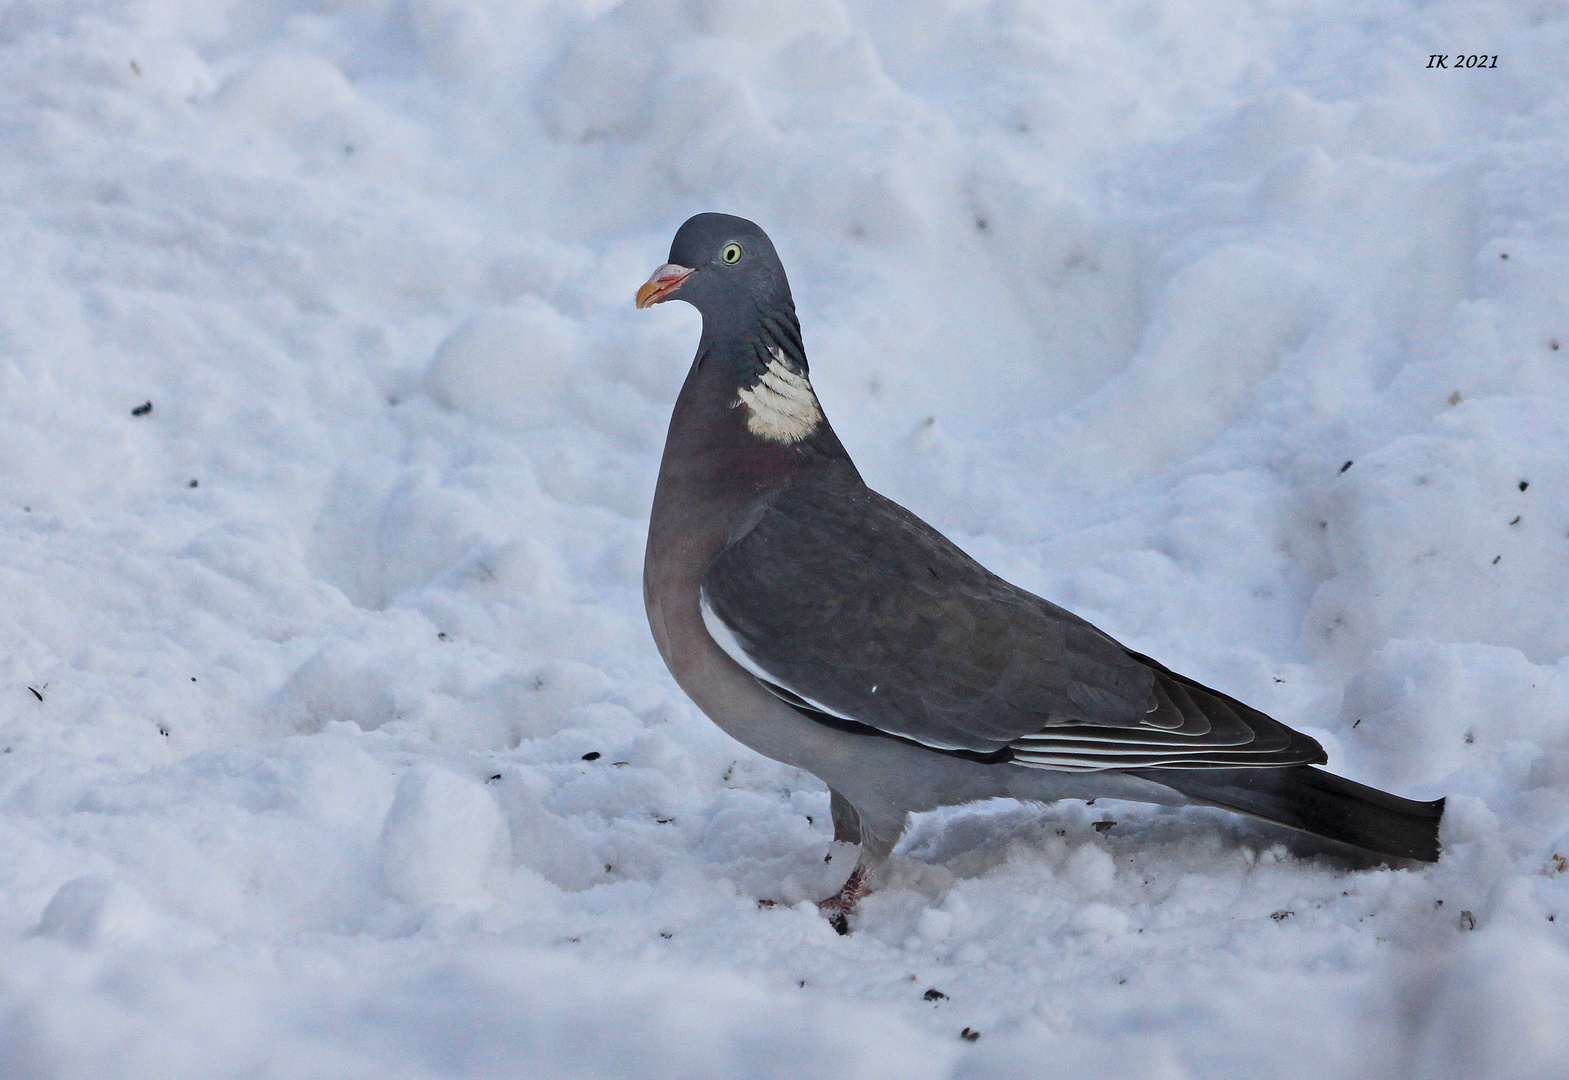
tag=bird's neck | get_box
[647,340,856,572]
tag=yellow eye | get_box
[721,243,742,264]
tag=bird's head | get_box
[635,213,791,330]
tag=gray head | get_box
[636,214,797,348]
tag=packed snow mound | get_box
[1,1,1567,1078]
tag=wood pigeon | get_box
[638,213,1443,932]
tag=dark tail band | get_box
[1137,765,1445,862]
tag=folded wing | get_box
[700,467,1325,772]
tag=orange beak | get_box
[636,263,694,309]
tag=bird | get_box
[637,212,1444,933]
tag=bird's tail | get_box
[1140,766,1445,862]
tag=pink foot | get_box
[817,864,869,935]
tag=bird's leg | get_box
[828,789,862,844]
[816,806,905,935]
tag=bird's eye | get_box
[721,243,742,264]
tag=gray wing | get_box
[700,469,1325,771]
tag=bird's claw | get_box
[817,864,869,935]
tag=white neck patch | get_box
[736,346,822,444]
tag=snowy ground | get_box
[2,1,1568,1077]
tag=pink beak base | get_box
[636,263,694,308]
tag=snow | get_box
[1,0,1567,1076]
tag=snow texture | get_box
[1,1,1567,1077]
